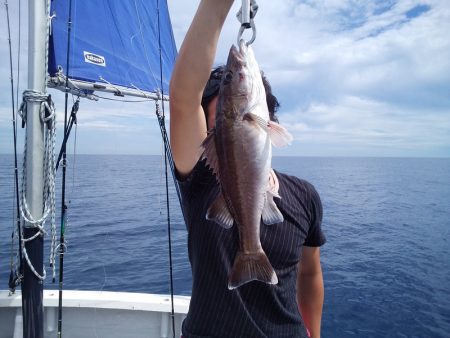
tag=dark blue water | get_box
[1,155,449,337]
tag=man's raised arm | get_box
[169,0,234,177]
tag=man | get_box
[169,1,326,337]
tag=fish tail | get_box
[228,251,278,289]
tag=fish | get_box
[201,40,293,289]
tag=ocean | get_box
[0,154,449,338]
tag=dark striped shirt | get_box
[178,160,325,338]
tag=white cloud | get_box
[1,0,449,156]
[258,0,450,102]
[281,95,450,156]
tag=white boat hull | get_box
[0,290,190,338]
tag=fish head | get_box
[218,40,266,119]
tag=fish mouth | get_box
[238,39,248,58]
[230,41,247,65]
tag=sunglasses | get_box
[202,68,224,102]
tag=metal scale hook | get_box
[236,0,258,46]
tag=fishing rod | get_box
[156,1,176,336]
[57,0,74,336]
[4,0,24,293]
[56,98,79,172]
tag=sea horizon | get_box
[0,152,448,159]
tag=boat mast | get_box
[22,0,48,337]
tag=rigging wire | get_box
[4,0,24,294]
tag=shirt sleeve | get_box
[176,159,216,229]
[304,183,326,247]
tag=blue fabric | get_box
[48,0,177,95]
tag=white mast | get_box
[26,0,46,207]
[21,0,48,337]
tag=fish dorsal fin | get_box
[201,129,220,181]
[206,192,234,229]
[262,191,284,225]
[267,121,293,147]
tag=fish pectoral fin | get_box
[243,112,269,131]
[201,129,220,180]
[206,192,234,229]
[228,251,278,289]
[243,114,293,148]
[262,192,284,225]
[267,121,293,148]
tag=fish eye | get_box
[224,71,233,84]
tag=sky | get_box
[0,0,449,157]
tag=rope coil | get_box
[19,90,57,281]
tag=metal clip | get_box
[236,0,258,46]
[237,20,256,46]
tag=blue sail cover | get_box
[48,0,177,95]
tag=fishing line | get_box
[159,142,164,215]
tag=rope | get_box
[18,90,57,281]
[16,0,57,281]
